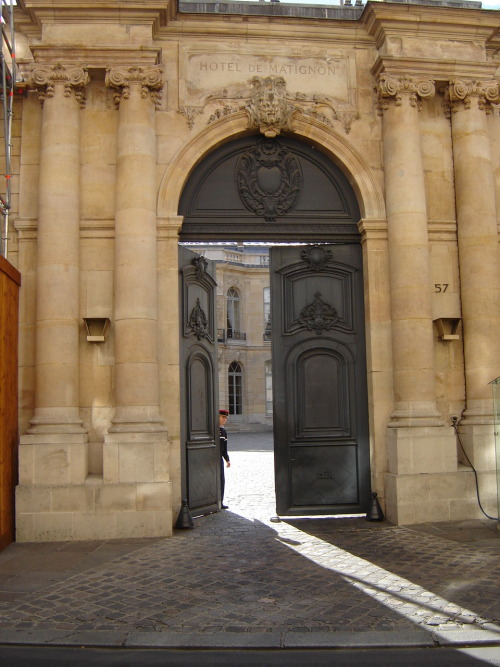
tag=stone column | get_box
[25,64,88,436]
[16,65,89,541]
[377,74,458,525]
[105,65,165,434]
[447,79,500,470]
[377,74,442,427]
[103,65,170,504]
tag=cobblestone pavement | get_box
[0,431,499,650]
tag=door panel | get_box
[179,246,220,516]
[271,244,370,516]
[296,347,349,436]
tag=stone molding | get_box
[357,218,388,242]
[27,46,162,69]
[446,79,500,113]
[105,65,164,108]
[30,63,89,107]
[375,73,435,113]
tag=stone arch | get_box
[156,112,386,222]
[166,114,390,520]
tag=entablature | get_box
[27,45,161,68]
[21,0,174,25]
[362,1,499,53]
[371,55,498,85]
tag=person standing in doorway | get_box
[219,409,231,509]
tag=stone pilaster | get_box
[377,73,458,524]
[446,79,500,470]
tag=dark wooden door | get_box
[179,246,220,516]
[271,244,370,516]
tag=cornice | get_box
[19,0,175,42]
[22,0,175,22]
[362,1,500,49]
[27,46,162,68]
[371,56,498,83]
[16,1,373,48]
[154,14,370,45]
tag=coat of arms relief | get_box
[178,73,359,136]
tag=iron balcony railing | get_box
[218,329,247,342]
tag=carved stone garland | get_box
[236,138,302,222]
[178,74,359,134]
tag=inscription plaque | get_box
[182,52,351,105]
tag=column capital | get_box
[105,65,163,108]
[375,73,435,114]
[30,63,89,107]
[446,79,500,113]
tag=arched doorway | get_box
[178,134,370,517]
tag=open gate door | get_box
[179,246,220,516]
[271,244,370,517]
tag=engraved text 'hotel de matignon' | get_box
[198,60,337,76]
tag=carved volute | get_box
[375,73,435,113]
[30,63,89,107]
[446,79,500,113]
[105,65,164,108]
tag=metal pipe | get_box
[0,0,15,258]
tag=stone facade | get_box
[202,245,273,429]
[5,0,500,540]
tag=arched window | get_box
[228,361,243,415]
[226,287,241,339]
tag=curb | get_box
[0,628,499,650]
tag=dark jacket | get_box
[220,426,230,462]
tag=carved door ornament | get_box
[296,291,339,335]
[188,297,210,340]
[192,255,208,281]
[301,245,333,271]
[236,138,302,222]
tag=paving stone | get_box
[0,432,498,648]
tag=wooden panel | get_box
[296,349,348,437]
[0,256,20,551]
[290,445,359,506]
